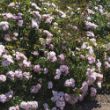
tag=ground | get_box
[75,94,110,110]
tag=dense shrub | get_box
[0,0,110,110]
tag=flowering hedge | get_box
[0,0,110,110]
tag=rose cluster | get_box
[0,0,110,110]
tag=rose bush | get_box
[0,0,110,109]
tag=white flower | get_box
[23,72,32,80]
[86,31,95,37]
[0,21,9,31]
[47,51,57,62]
[90,38,97,46]
[56,100,65,110]
[32,11,41,18]
[86,68,97,85]
[7,71,15,80]
[32,19,39,29]
[60,65,69,75]
[15,52,27,61]
[78,94,84,101]
[81,42,88,49]
[33,65,41,73]
[17,20,23,27]
[5,90,13,101]
[64,78,75,88]
[2,13,14,19]
[13,32,19,37]
[51,91,65,110]
[87,73,97,85]
[27,101,38,110]
[87,55,96,64]
[31,2,41,10]
[86,67,95,76]
[2,54,14,64]
[58,10,66,18]
[0,75,6,82]
[20,101,38,110]
[43,30,53,38]
[54,69,61,80]
[86,16,91,21]
[20,101,28,109]
[85,21,97,30]
[104,61,110,69]
[14,70,23,79]
[9,106,19,110]
[96,73,103,87]
[42,14,53,24]
[87,46,94,55]
[97,81,102,88]
[80,81,88,95]
[87,9,95,14]
[43,68,48,74]
[46,37,52,44]
[30,84,42,94]
[0,45,5,56]
[48,81,53,89]
[0,94,7,103]
[23,60,31,68]
[58,54,65,62]
[96,59,102,71]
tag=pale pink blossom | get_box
[31,19,39,29]
[42,14,53,24]
[104,61,110,69]
[23,60,31,68]
[85,21,97,30]
[7,71,15,80]
[23,72,32,80]
[43,68,48,74]
[0,21,9,31]
[86,31,95,37]
[0,94,7,103]
[54,69,61,80]
[87,55,96,64]
[14,70,23,79]
[5,90,13,101]
[0,45,5,56]
[2,54,14,64]
[31,3,41,10]
[78,94,84,101]
[15,52,27,61]
[60,65,69,75]
[43,30,53,38]
[33,64,41,73]
[64,78,75,88]
[47,51,57,62]
[0,75,6,82]
[20,101,38,110]
[80,81,88,95]
[46,37,52,44]
[58,54,65,62]
[9,105,19,110]
[17,20,23,27]
[30,83,42,94]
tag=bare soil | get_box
[76,94,110,110]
